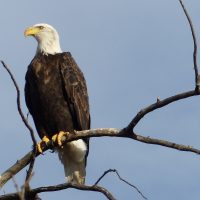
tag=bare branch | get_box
[124,1,200,132]
[94,169,147,200]
[0,183,116,200]
[0,61,37,183]
[0,61,37,146]
[0,152,33,189]
[179,0,199,87]
[25,157,35,184]
[45,128,200,155]
[126,90,199,131]
[133,132,200,154]
[1,128,200,189]
[11,177,24,200]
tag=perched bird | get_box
[24,23,90,184]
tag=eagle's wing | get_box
[25,67,33,115]
[59,52,90,131]
[59,52,90,166]
[24,63,47,139]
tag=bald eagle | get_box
[24,23,90,184]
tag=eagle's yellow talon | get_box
[37,142,43,154]
[37,136,50,154]
[57,131,69,147]
[52,134,58,143]
[58,131,65,147]
[43,136,50,143]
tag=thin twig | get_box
[179,0,199,86]
[0,183,116,200]
[22,173,41,200]
[114,170,146,199]
[0,61,36,146]
[11,177,23,200]
[25,155,35,183]
[0,61,37,185]
[94,169,147,200]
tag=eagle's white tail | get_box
[57,139,87,184]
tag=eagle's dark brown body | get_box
[25,52,90,156]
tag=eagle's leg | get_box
[52,131,69,147]
[37,136,50,153]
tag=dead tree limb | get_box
[0,183,116,200]
[1,127,200,189]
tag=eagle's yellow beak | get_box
[24,27,40,37]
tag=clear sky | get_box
[0,0,200,199]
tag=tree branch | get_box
[0,61,36,146]
[0,183,116,200]
[0,61,37,185]
[126,89,199,131]
[178,0,199,87]
[125,0,200,132]
[1,128,200,189]
[94,169,148,200]
[0,152,33,189]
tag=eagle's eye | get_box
[38,26,44,30]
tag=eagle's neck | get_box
[36,34,62,55]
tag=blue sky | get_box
[0,0,200,199]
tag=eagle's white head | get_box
[24,23,62,55]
